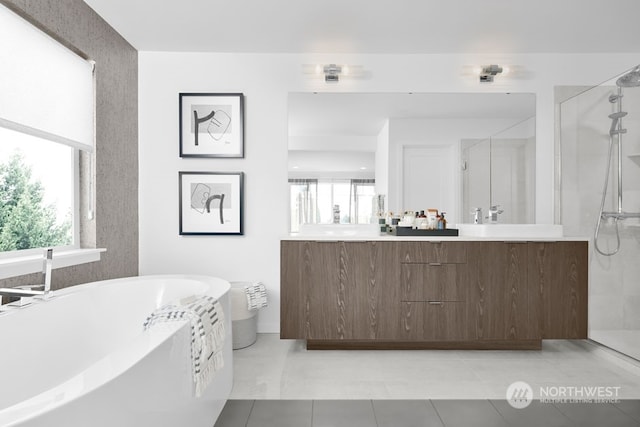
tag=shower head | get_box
[616,67,640,88]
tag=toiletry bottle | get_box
[379,216,387,235]
[440,212,447,230]
[436,213,443,230]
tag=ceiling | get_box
[83,0,640,54]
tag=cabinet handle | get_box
[428,262,442,266]
[428,301,444,305]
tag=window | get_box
[289,178,376,232]
[0,4,94,257]
[0,128,75,252]
[290,179,318,233]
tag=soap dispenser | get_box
[440,212,447,230]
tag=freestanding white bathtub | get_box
[0,275,232,427]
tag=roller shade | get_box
[0,4,94,152]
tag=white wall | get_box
[288,150,375,179]
[139,52,639,332]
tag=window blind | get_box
[0,4,94,152]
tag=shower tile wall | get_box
[560,76,640,360]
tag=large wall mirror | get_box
[288,92,535,232]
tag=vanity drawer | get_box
[398,242,467,264]
[399,301,472,341]
[401,263,466,302]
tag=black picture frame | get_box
[179,93,244,158]
[179,171,244,235]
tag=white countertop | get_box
[282,234,589,242]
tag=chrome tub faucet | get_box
[0,248,54,308]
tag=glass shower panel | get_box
[490,117,536,224]
[461,138,490,224]
[559,65,640,361]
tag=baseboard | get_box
[306,339,542,350]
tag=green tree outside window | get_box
[0,153,72,251]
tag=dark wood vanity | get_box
[280,239,588,350]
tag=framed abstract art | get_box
[179,171,244,235]
[179,93,244,158]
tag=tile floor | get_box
[214,399,640,427]
[230,334,640,400]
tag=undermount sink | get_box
[456,224,564,238]
[297,223,379,236]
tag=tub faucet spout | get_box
[42,248,53,298]
[0,248,53,306]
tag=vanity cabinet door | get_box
[304,241,342,340]
[529,241,587,339]
[300,241,402,341]
[339,241,401,340]
[468,242,538,341]
[281,240,342,339]
[281,240,311,339]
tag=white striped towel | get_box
[244,282,268,311]
[143,294,225,397]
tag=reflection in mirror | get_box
[288,92,535,232]
[462,117,536,224]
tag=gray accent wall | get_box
[0,0,138,288]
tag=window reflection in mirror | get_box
[289,178,376,233]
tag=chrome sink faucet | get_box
[0,248,53,307]
[487,205,504,223]
[472,207,483,224]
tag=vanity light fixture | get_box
[323,63,342,83]
[479,64,503,83]
[304,63,363,83]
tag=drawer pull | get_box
[428,301,444,305]
[428,262,442,266]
